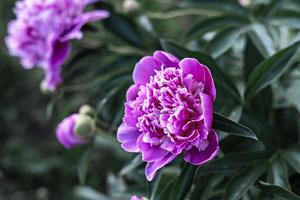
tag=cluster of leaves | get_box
[1,0,300,199]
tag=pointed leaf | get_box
[120,155,143,176]
[150,172,176,200]
[280,146,300,174]
[179,0,248,18]
[171,164,197,200]
[245,41,300,99]
[199,150,271,174]
[270,10,300,29]
[263,0,289,17]
[78,151,91,185]
[258,181,300,200]
[223,163,269,200]
[269,157,291,189]
[185,15,248,40]
[103,12,143,47]
[205,27,246,58]
[213,113,257,140]
[248,23,275,58]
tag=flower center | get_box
[135,67,208,152]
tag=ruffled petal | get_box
[153,50,179,67]
[183,130,219,165]
[180,58,205,83]
[126,84,139,101]
[145,152,177,181]
[137,137,169,162]
[61,10,109,41]
[49,40,69,69]
[132,56,162,85]
[42,68,62,91]
[117,123,141,152]
[200,92,213,131]
[203,66,216,102]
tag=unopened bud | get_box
[123,0,140,13]
[79,104,95,115]
[74,114,95,138]
[239,0,251,6]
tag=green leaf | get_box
[213,113,257,140]
[280,146,300,174]
[192,175,224,200]
[263,0,289,17]
[185,15,248,40]
[286,79,300,112]
[258,181,300,200]
[245,41,300,100]
[150,172,176,200]
[205,27,246,58]
[78,151,91,185]
[270,10,300,29]
[120,155,143,176]
[244,35,265,80]
[248,23,275,58]
[171,164,197,200]
[269,157,291,189]
[104,12,143,47]
[223,163,269,200]
[74,186,111,200]
[160,39,241,103]
[189,174,211,200]
[179,0,248,18]
[199,150,271,174]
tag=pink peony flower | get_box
[117,51,219,181]
[6,0,109,91]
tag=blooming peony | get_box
[56,114,94,148]
[117,51,219,181]
[6,0,109,91]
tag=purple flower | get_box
[56,114,90,148]
[6,0,109,91]
[117,51,219,181]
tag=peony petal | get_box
[126,84,139,101]
[132,56,162,85]
[137,136,169,162]
[180,58,205,83]
[203,66,216,102]
[145,152,177,181]
[49,40,69,69]
[124,103,138,126]
[200,92,213,131]
[183,130,219,165]
[117,123,141,152]
[42,68,62,91]
[153,50,180,67]
[61,10,109,41]
[56,114,84,148]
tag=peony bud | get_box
[74,114,95,138]
[56,114,95,149]
[239,0,251,6]
[123,0,140,13]
[79,104,95,116]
